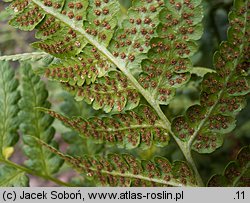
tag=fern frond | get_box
[61,71,140,113]
[7,0,141,112]
[40,105,170,150]
[109,0,164,73]
[85,0,120,46]
[138,0,203,105]
[79,154,196,186]
[0,165,29,186]
[0,52,49,62]
[44,45,114,86]
[18,63,63,175]
[38,1,87,58]
[6,0,170,114]
[35,138,196,186]
[208,145,250,186]
[0,61,20,158]
[172,0,250,153]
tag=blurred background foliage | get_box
[0,0,249,186]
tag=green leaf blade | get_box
[139,0,204,105]
[41,105,170,150]
[44,45,114,86]
[33,140,197,186]
[19,63,63,175]
[0,52,49,62]
[172,0,250,154]
[0,61,20,158]
[109,0,164,73]
[84,0,120,47]
[208,145,250,187]
[61,71,140,113]
[76,153,196,186]
[9,1,46,31]
[0,165,29,187]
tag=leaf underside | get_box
[6,0,204,114]
[40,105,170,150]
[59,70,141,113]
[3,0,250,187]
[172,0,250,153]
[7,0,137,113]
[36,139,197,187]
[138,0,203,105]
[208,145,250,187]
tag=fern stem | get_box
[181,147,204,186]
[0,159,74,187]
[153,105,204,186]
[89,167,194,187]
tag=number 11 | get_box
[236,191,245,200]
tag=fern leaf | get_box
[35,139,197,186]
[61,71,140,113]
[63,0,89,25]
[6,0,168,114]
[6,0,142,112]
[0,52,49,62]
[9,0,119,57]
[35,0,88,57]
[172,0,250,153]
[0,165,29,186]
[138,0,203,105]
[0,61,20,158]
[32,0,88,54]
[18,63,63,175]
[85,0,120,46]
[44,45,114,86]
[208,145,250,186]
[80,154,196,186]
[40,105,170,150]
[109,0,164,73]
[32,34,87,58]
[9,0,46,31]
